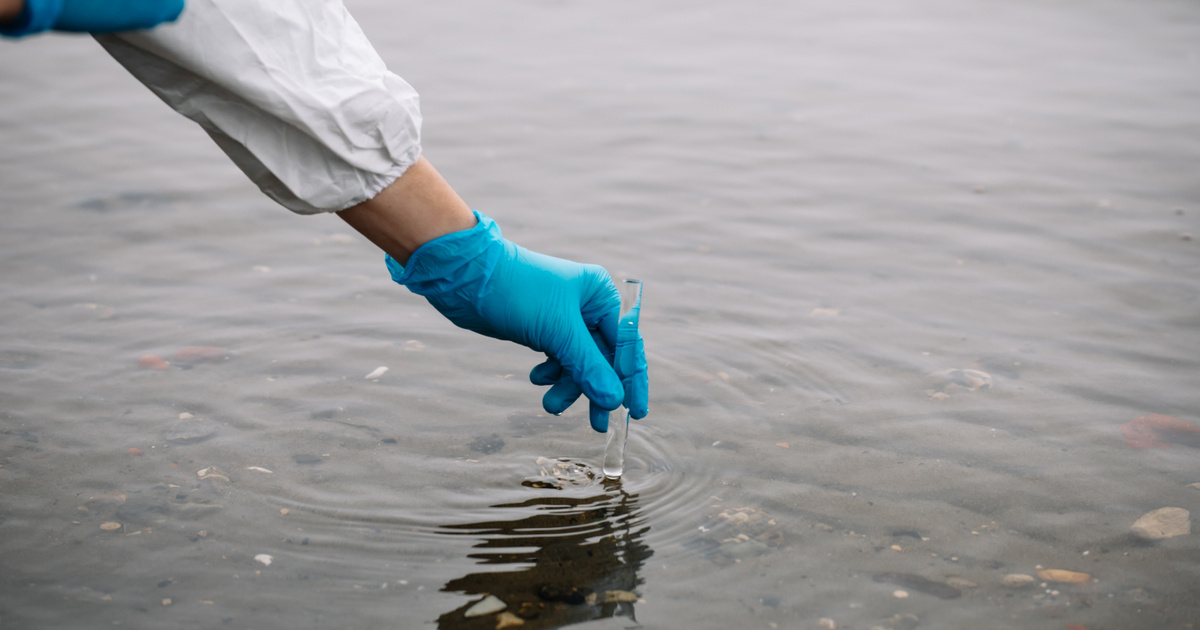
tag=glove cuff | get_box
[385,210,503,297]
[1,0,63,38]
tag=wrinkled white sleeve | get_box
[95,0,422,214]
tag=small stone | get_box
[1037,569,1091,584]
[164,421,216,445]
[1001,574,1035,588]
[139,355,170,370]
[893,590,909,598]
[888,613,920,630]
[246,466,273,474]
[279,509,290,515]
[818,618,836,630]
[161,598,172,606]
[99,522,122,531]
[1182,233,1193,241]
[890,545,902,551]
[178,412,194,420]
[1189,483,1200,490]
[128,448,143,455]
[254,554,273,566]
[514,602,541,619]
[495,611,525,629]
[464,594,507,618]
[196,467,230,482]
[364,366,388,380]
[946,577,977,589]
[1131,507,1191,540]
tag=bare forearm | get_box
[336,156,476,265]
[0,0,24,23]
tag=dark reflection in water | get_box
[437,479,652,630]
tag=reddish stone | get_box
[139,355,170,370]
[128,447,143,455]
[1119,414,1200,449]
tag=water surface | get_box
[2,0,1199,628]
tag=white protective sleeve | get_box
[95,0,422,214]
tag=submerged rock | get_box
[1119,414,1200,449]
[691,505,787,565]
[139,355,170,370]
[1131,507,1191,540]
[872,573,961,599]
[1037,569,1091,584]
[1001,574,1036,588]
[163,420,216,445]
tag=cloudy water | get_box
[2,0,1199,628]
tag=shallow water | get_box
[2,0,1199,628]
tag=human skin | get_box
[0,0,23,23]
[336,156,477,265]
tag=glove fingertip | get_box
[529,359,562,386]
[542,380,583,415]
[589,402,609,433]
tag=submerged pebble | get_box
[1119,414,1200,449]
[495,611,524,628]
[364,366,388,380]
[464,594,506,617]
[254,554,273,566]
[139,355,170,370]
[872,573,961,599]
[164,420,216,445]
[1131,507,1191,540]
[1002,574,1036,588]
[1037,569,1091,584]
[99,522,122,531]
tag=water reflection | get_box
[437,478,652,629]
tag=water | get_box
[2,0,1199,628]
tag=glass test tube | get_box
[603,279,643,479]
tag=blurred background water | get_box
[2,0,1199,628]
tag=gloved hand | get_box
[386,211,649,432]
[1,0,184,38]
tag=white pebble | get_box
[464,594,506,617]
[254,554,273,566]
[365,366,389,380]
[246,466,274,474]
[892,590,909,599]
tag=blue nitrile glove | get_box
[528,283,648,430]
[386,211,648,432]
[1,0,184,38]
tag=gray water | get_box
[2,0,1199,628]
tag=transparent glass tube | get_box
[603,279,643,479]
